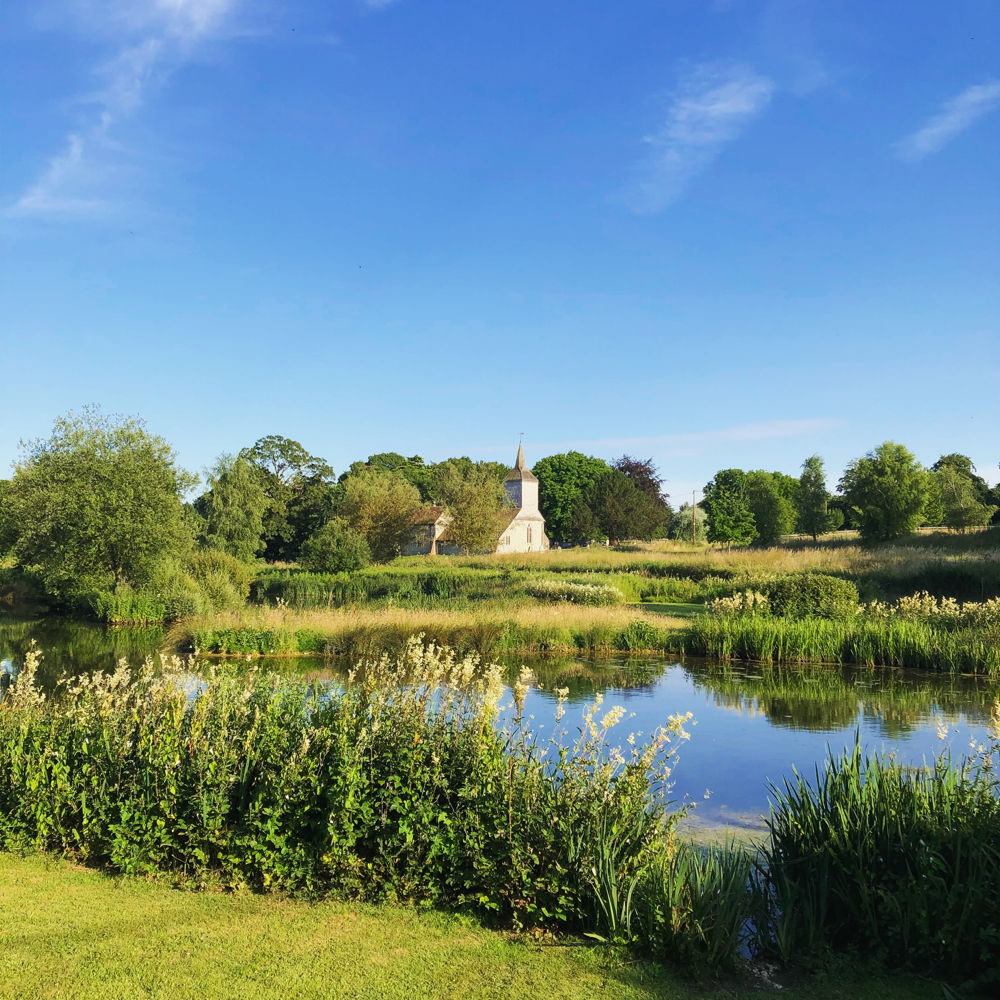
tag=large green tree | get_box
[745,470,797,546]
[243,435,336,561]
[932,463,998,531]
[4,408,195,599]
[435,461,512,554]
[838,442,929,544]
[533,452,610,545]
[195,454,268,563]
[703,469,756,548]
[335,467,422,562]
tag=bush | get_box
[300,520,371,574]
[764,573,859,620]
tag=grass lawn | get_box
[0,854,943,1000]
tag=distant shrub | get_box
[300,519,371,574]
[764,573,859,620]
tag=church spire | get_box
[515,441,527,471]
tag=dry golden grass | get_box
[181,601,687,636]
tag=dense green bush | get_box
[299,520,371,574]
[763,573,859,620]
[761,743,1000,985]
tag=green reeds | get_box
[761,742,1000,984]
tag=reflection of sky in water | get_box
[502,663,1000,829]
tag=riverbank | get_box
[0,853,942,1000]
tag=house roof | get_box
[504,442,538,483]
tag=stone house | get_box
[401,444,550,556]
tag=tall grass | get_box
[685,614,1000,674]
[760,741,1000,985]
[179,605,683,658]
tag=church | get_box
[402,444,550,556]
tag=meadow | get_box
[159,529,1000,673]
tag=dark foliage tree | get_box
[839,442,929,544]
[585,469,666,544]
[532,452,610,545]
[797,455,837,542]
[703,469,756,548]
[244,435,337,561]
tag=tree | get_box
[932,464,997,531]
[798,455,835,542]
[244,435,336,561]
[195,454,268,563]
[669,503,708,543]
[703,469,756,548]
[532,452,610,545]
[612,455,669,503]
[838,442,929,544]
[434,461,512,554]
[586,469,666,544]
[931,454,990,501]
[299,519,371,573]
[335,467,422,562]
[745,471,797,546]
[341,453,435,502]
[4,407,195,599]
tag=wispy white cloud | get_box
[896,80,1000,162]
[625,62,775,214]
[7,1,237,221]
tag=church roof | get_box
[504,442,538,483]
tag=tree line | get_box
[0,409,996,617]
[700,445,999,547]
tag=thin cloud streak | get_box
[7,1,236,221]
[896,80,1000,162]
[626,62,775,214]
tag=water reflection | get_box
[2,615,997,828]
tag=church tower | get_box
[504,442,539,511]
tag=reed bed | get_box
[685,614,1000,674]
[176,604,686,659]
[761,740,1000,984]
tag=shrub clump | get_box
[299,519,371,574]
[763,573,859,620]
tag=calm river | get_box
[3,616,998,835]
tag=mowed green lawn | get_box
[0,854,941,1000]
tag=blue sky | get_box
[2,0,998,500]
